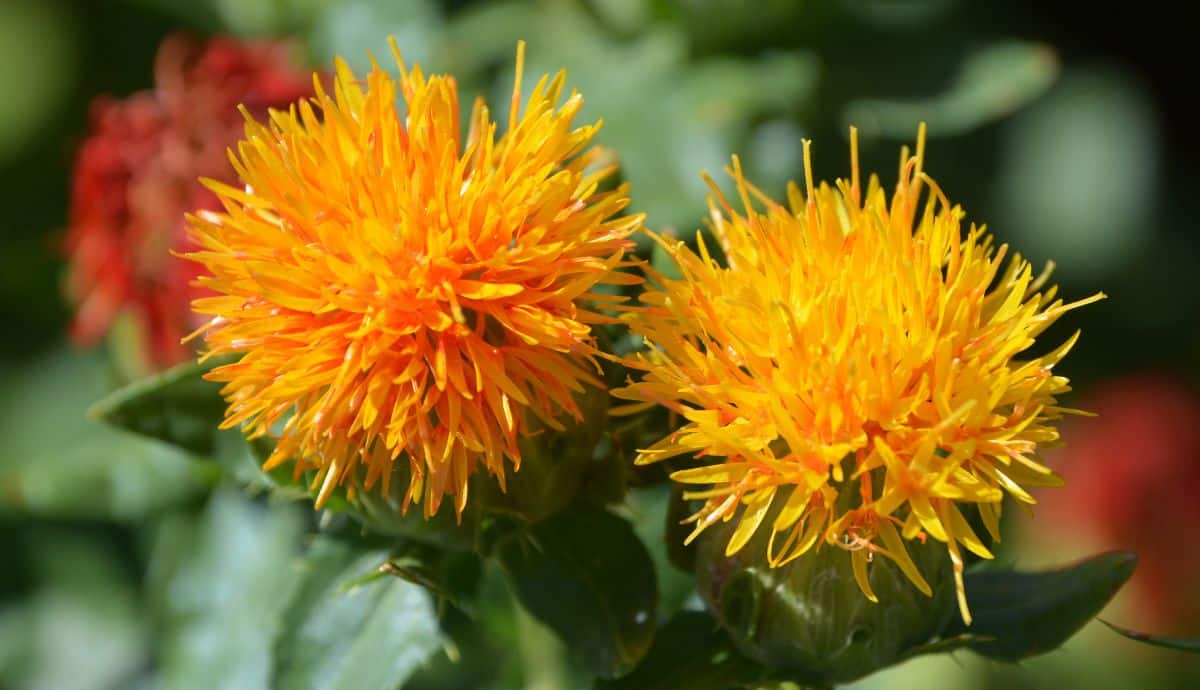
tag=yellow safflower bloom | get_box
[186,41,641,517]
[615,127,1100,622]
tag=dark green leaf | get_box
[1102,620,1200,653]
[87,355,232,455]
[594,611,765,690]
[498,504,658,679]
[942,551,1136,661]
[272,537,443,690]
[407,563,545,690]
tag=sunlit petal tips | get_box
[186,40,642,518]
[614,126,1101,624]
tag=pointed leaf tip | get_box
[88,356,233,454]
[944,550,1136,661]
[1103,620,1200,654]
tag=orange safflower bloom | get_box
[186,41,641,516]
[615,127,1101,623]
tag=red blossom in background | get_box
[64,34,315,367]
[1031,374,1200,631]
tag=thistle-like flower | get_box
[615,127,1101,622]
[186,41,641,517]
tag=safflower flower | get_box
[186,41,641,516]
[615,127,1101,622]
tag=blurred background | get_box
[1,0,1197,688]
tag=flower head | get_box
[615,127,1101,623]
[65,34,314,367]
[187,41,641,516]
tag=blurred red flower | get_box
[64,34,315,367]
[1033,374,1200,631]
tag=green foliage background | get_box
[1,1,1197,689]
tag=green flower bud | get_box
[695,501,956,685]
[473,383,614,524]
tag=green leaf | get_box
[84,353,313,502]
[498,504,658,679]
[941,551,1137,661]
[406,563,541,690]
[0,349,209,521]
[155,488,304,690]
[845,41,1059,138]
[272,537,443,690]
[1102,620,1200,654]
[88,355,231,455]
[594,611,765,690]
